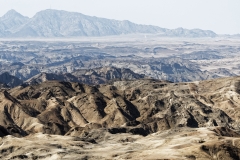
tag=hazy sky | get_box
[0,0,239,34]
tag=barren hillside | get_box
[0,77,240,159]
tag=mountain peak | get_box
[1,9,24,19]
[7,9,18,13]
[35,9,69,15]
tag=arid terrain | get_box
[1,127,240,160]
[0,75,240,159]
[0,36,239,85]
[0,36,239,159]
[0,3,239,159]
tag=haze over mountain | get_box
[0,9,217,38]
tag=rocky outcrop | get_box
[0,72,23,88]
[0,76,237,137]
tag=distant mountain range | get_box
[0,9,217,38]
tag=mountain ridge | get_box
[24,66,146,85]
[0,9,217,38]
[0,72,240,159]
[2,76,240,137]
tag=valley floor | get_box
[1,127,240,160]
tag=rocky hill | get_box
[2,77,240,136]
[25,67,145,85]
[0,72,23,88]
[0,76,239,159]
[0,9,217,37]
